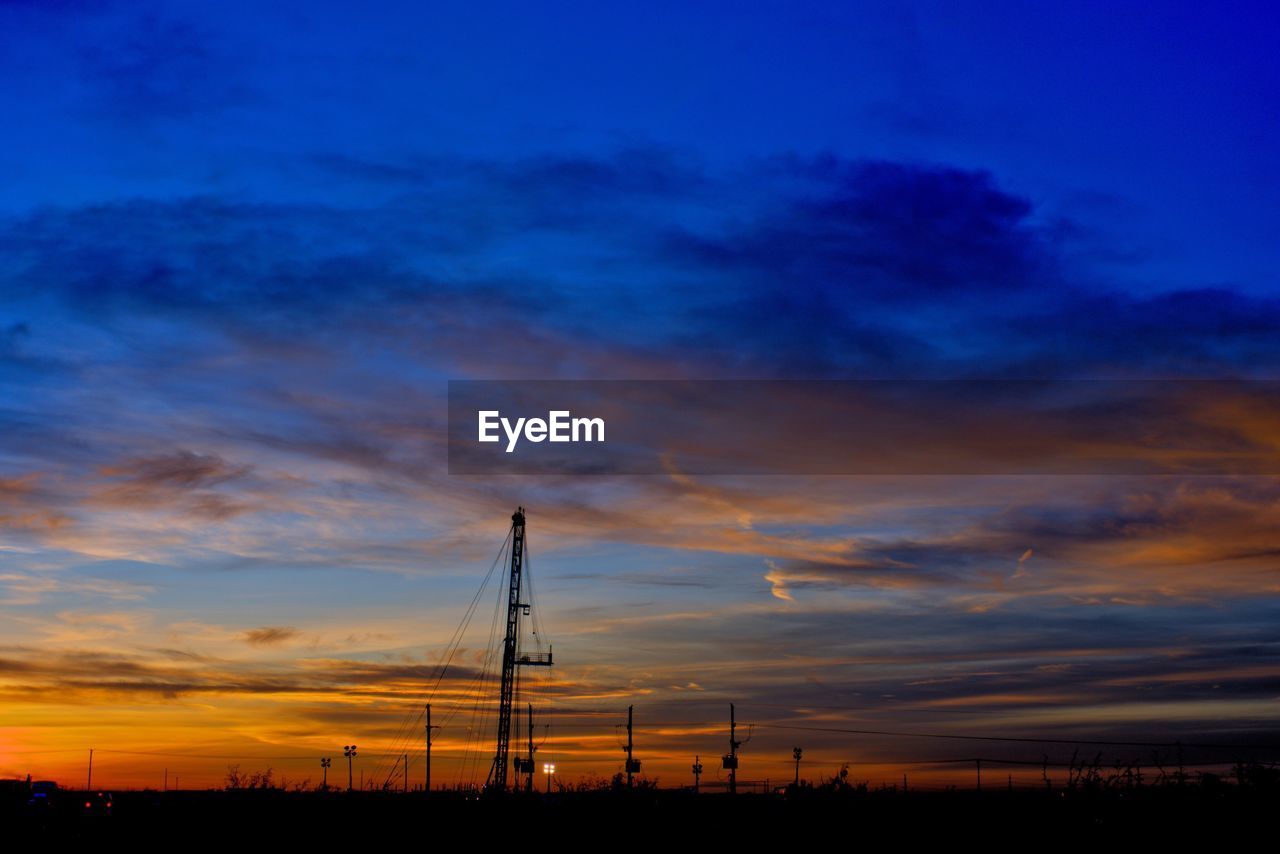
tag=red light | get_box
[85,801,91,807]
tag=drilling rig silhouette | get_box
[487,506,553,792]
[375,506,555,794]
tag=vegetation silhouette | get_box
[5,761,1279,843]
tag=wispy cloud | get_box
[242,626,300,647]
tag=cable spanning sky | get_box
[1,1,1278,789]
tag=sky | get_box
[1,0,1279,791]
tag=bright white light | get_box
[543,763,556,774]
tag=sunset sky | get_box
[2,1,1279,791]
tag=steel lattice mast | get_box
[490,506,552,791]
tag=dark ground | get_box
[5,783,1276,844]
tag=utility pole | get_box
[527,703,535,793]
[164,768,168,792]
[793,747,803,786]
[692,755,703,793]
[86,748,93,791]
[403,754,408,793]
[320,757,330,790]
[624,705,638,787]
[425,703,438,794]
[976,758,982,791]
[723,704,741,794]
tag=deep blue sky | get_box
[4,1,1277,292]
[2,1,1279,788]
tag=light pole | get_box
[692,756,703,793]
[320,757,331,791]
[793,747,803,786]
[343,745,357,792]
[543,762,555,794]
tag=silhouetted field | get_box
[7,780,1277,843]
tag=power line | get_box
[91,749,424,760]
[369,528,514,786]
[750,722,1280,751]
